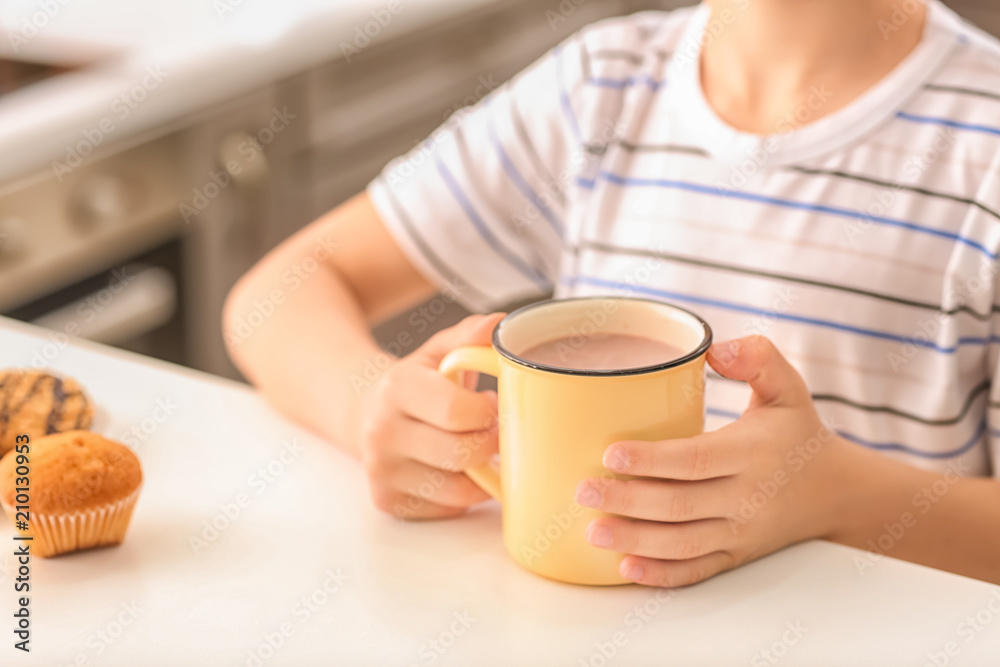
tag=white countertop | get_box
[0,0,502,186]
[1,315,1000,666]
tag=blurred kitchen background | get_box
[0,0,997,381]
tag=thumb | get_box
[707,335,809,408]
[412,312,506,366]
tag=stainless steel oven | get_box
[4,240,186,365]
[0,118,275,378]
[0,132,194,362]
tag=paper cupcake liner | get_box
[1,486,141,558]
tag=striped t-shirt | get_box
[368,1,1000,477]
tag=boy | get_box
[225,0,1000,586]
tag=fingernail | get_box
[587,523,614,549]
[575,481,602,508]
[711,340,737,367]
[604,446,629,473]
[621,561,644,581]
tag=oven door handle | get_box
[31,265,177,346]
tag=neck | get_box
[700,0,928,134]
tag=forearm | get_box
[826,439,1000,584]
[223,194,435,456]
[225,263,382,456]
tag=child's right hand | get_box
[355,313,504,519]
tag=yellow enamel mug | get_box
[438,297,712,585]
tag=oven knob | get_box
[70,174,130,229]
[0,216,28,260]
[218,132,269,186]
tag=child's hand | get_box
[576,335,851,587]
[357,313,504,519]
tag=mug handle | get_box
[438,346,502,500]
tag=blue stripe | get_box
[554,47,583,143]
[577,177,596,190]
[487,120,564,237]
[565,275,991,353]
[435,159,550,290]
[839,419,987,459]
[709,408,986,460]
[588,75,665,91]
[960,337,997,345]
[706,407,741,420]
[897,111,1000,137]
[596,171,996,260]
[990,428,1000,438]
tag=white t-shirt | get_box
[368,1,1000,477]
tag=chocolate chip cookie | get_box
[0,370,93,455]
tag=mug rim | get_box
[492,296,714,377]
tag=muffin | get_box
[0,369,93,456]
[0,431,142,558]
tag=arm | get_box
[575,336,1000,585]
[224,193,501,518]
[227,23,593,513]
[223,193,434,454]
[829,438,1000,582]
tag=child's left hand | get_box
[575,335,853,587]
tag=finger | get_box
[380,460,492,509]
[575,477,734,522]
[395,415,498,470]
[618,552,736,588]
[393,364,498,432]
[706,336,809,408]
[411,313,506,366]
[370,487,469,520]
[585,516,733,561]
[603,432,748,480]
[459,370,480,392]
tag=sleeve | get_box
[983,151,1000,478]
[989,271,1000,479]
[366,33,591,312]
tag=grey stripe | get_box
[786,165,1000,224]
[709,371,990,427]
[378,176,491,306]
[507,91,566,205]
[925,83,1000,103]
[579,240,993,320]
